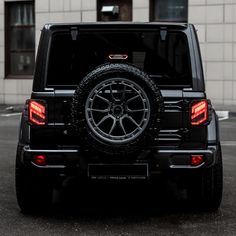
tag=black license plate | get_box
[88,164,149,180]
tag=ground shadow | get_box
[25,177,213,221]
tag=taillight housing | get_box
[191,100,209,126]
[28,100,47,125]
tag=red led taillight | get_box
[191,100,208,125]
[191,155,204,166]
[33,155,46,166]
[28,100,46,125]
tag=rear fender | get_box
[18,113,31,145]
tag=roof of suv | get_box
[43,22,190,31]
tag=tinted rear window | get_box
[47,30,192,87]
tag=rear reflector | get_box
[191,155,204,166]
[33,155,46,166]
[28,100,46,125]
[191,100,208,125]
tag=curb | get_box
[216,110,236,118]
[0,105,24,114]
[216,111,229,121]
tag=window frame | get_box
[150,0,188,23]
[4,0,35,79]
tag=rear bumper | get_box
[18,145,219,176]
[153,147,217,169]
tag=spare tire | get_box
[71,63,163,156]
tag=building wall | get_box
[189,0,236,105]
[0,0,235,105]
[0,0,149,104]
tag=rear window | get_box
[47,30,192,87]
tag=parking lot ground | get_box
[0,115,236,235]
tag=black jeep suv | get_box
[16,22,223,212]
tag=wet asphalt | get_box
[0,114,236,236]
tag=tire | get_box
[15,157,53,213]
[187,145,223,211]
[71,63,163,156]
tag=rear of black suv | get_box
[15,23,222,212]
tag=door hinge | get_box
[71,27,78,41]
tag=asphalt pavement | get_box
[0,114,236,235]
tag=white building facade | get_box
[0,0,235,105]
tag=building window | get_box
[5,1,35,78]
[150,0,188,22]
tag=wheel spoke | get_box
[110,84,116,102]
[119,118,127,135]
[87,108,109,113]
[127,94,140,103]
[127,108,147,113]
[109,118,117,135]
[126,115,141,129]
[120,85,127,101]
[95,115,111,127]
[96,94,110,104]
